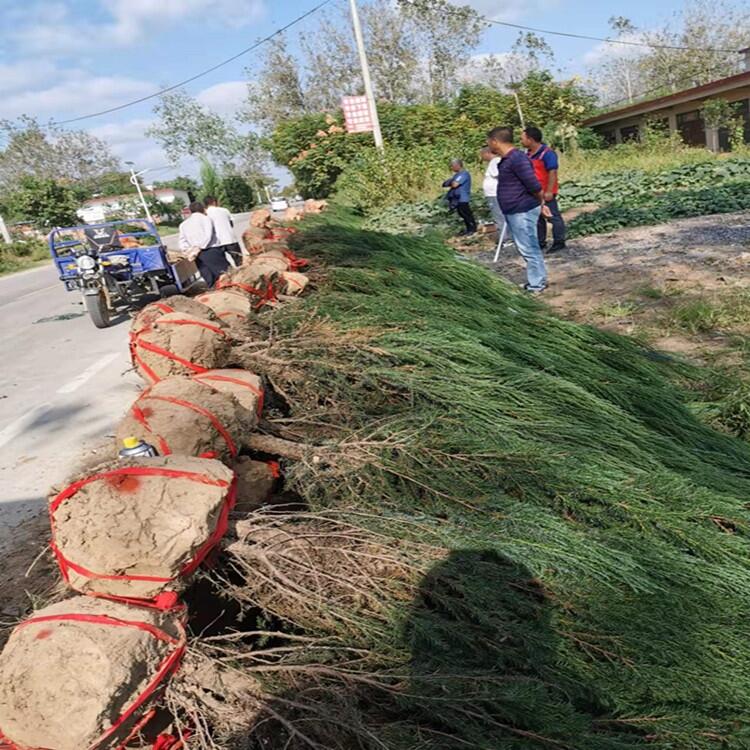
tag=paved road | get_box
[0,212,251,548]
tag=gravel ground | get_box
[472,210,750,311]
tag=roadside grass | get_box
[560,141,723,182]
[0,239,50,276]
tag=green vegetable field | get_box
[366,154,750,238]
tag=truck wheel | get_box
[84,292,111,329]
[159,284,179,299]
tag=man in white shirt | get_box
[481,147,507,238]
[178,202,228,288]
[205,196,244,267]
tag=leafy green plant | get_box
[568,178,750,238]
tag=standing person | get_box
[178,202,228,289]
[442,159,476,236]
[204,195,244,266]
[487,126,549,294]
[521,127,566,253]
[480,147,507,239]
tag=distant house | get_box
[77,188,190,224]
[584,49,750,152]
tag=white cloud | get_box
[88,117,199,177]
[14,0,266,53]
[466,0,560,23]
[196,81,248,118]
[0,61,59,96]
[584,33,648,66]
[1,73,154,121]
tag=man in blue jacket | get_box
[487,127,549,294]
[442,159,476,236]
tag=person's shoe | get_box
[547,242,566,254]
[457,230,469,237]
[522,283,548,295]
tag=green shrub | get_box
[0,237,49,274]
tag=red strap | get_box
[1,613,186,750]
[192,373,264,416]
[282,250,310,270]
[49,469,237,609]
[134,393,238,458]
[131,317,226,383]
[131,302,176,339]
[216,279,278,310]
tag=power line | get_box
[478,16,739,54]
[50,0,332,127]
[600,61,742,111]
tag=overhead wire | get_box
[479,16,739,54]
[600,60,745,111]
[49,0,332,127]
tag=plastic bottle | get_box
[118,437,158,459]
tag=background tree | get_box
[244,37,310,131]
[0,117,119,193]
[153,176,200,201]
[220,174,257,212]
[396,0,486,103]
[148,91,246,165]
[4,177,79,229]
[589,1,749,105]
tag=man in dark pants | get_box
[177,201,229,288]
[205,195,245,267]
[521,127,566,253]
[442,159,476,236]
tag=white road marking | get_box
[56,352,121,395]
[0,404,53,450]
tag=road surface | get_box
[0,212,251,549]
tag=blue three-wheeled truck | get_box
[49,219,196,328]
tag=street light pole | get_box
[126,162,154,224]
[348,0,384,151]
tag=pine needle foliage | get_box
[214,210,750,749]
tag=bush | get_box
[4,177,79,230]
[335,142,467,213]
[270,74,596,203]
[0,237,49,274]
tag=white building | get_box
[77,188,191,224]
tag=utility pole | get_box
[126,161,154,224]
[512,91,526,130]
[348,0,384,151]
[0,214,11,244]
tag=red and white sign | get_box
[342,95,374,134]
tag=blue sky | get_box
[0,0,698,182]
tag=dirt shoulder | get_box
[471,210,750,364]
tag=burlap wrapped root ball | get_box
[284,206,304,222]
[50,456,236,603]
[117,376,254,462]
[242,225,272,255]
[304,199,328,214]
[280,272,310,296]
[196,289,255,328]
[0,597,185,750]
[192,369,264,421]
[130,295,219,339]
[131,311,230,383]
